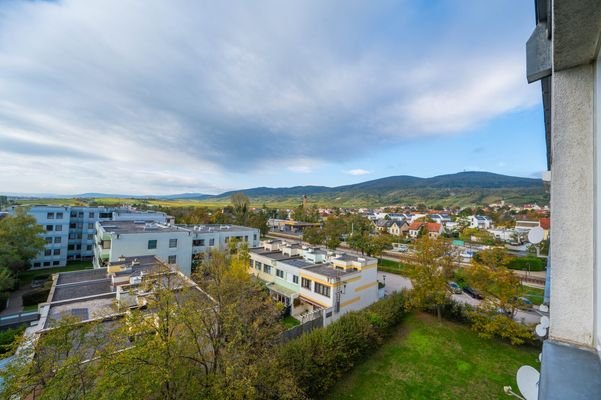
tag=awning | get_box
[266,282,296,298]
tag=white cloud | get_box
[0,0,539,193]
[345,169,371,176]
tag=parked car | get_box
[447,281,462,294]
[463,286,483,299]
[397,244,409,253]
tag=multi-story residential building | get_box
[249,240,379,325]
[525,0,601,398]
[95,221,260,276]
[469,215,493,229]
[6,205,170,268]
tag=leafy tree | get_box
[231,192,250,225]
[0,208,45,274]
[0,267,15,293]
[302,227,324,246]
[322,218,346,250]
[248,210,269,235]
[406,236,457,321]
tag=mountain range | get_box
[4,172,548,207]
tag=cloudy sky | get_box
[0,0,545,195]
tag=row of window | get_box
[192,238,216,247]
[45,224,63,231]
[253,261,300,284]
[33,261,60,267]
[68,244,92,251]
[301,277,331,298]
[147,239,178,249]
[44,249,61,256]
[46,212,64,219]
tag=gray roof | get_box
[56,268,108,285]
[52,279,112,302]
[304,264,356,278]
[100,220,184,234]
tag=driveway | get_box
[378,271,412,295]
[452,292,542,324]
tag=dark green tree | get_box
[0,208,45,274]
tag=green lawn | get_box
[521,286,545,306]
[378,258,412,276]
[282,315,301,329]
[19,260,93,286]
[326,313,540,400]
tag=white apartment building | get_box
[6,205,170,268]
[249,240,379,325]
[95,221,260,276]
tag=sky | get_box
[0,0,546,195]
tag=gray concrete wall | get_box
[549,63,595,347]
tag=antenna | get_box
[516,366,539,400]
[538,304,549,313]
[528,227,544,244]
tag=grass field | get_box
[326,313,540,400]
[520,286,545,305]
[377,258,412,276]
[19,260,93,285]
[281,315,301,329]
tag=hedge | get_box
[22,288,50,307]
[278,291,408,398]
[506,257,546,271]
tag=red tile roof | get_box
[539,217,550,230]
[426,222,442,233]
[408,222,424,231]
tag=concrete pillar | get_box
[549,63,595,347]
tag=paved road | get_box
[378,271,412,295]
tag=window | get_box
[47,212,54,219]
[69,223,76,229]
[168,255,177,264]
[53,249,60,255]
[69,233,76,240]
[301,277,312,290]
[56,212,63,219]
[88,223,94,229]
[263,264,271,274]
[89,212,94,218]
[52,261,60,266]
[314,283,330,298]
[99,212,111,218]
[244,236,248,242]
[54,237,61,244]
[70,212,77,218]
[55,225,62,231]
[45,237,52,244]
[78,212,83,218]
[276,269,284,278]
[193,239,204,246]
[87,234,94,240]
[43,262,50,267]
[75,244,81,250]
[46,225,53,231]
[254,234,257,241]
[255,261,262,270]
[86,245,92,251]
[33,262,41,268]
[169,238,178,248]
[292,275,299,284]
[68,245,75,251]
[44,249,51,256]
[148,240,157,249]
[209,238,215,246]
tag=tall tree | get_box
[322,218,346,250]
[406,236,456,321]
[231,192,250,225]
[0,208,45,274]
[302,227,324,246]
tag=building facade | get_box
[7,205,170,268]
[95,221,260,276]
[249,240,379,325]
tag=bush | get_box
[506,257,546,271]
[0,292,8,312]
[279,291,408,398]
[22,288,50,307]
[0,326,25,355]
[424,298,473,324]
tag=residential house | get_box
[425,223,443,239]
[389,220,409,237]
[373,219,394,233]
[469,215,493,229]
[408,222,424,238]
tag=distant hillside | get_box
[206,172,547,207]
[5,172,548,208]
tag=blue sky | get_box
[0,0,545,195]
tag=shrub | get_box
[467,309,537,346]
[22,288,50,307]
[0,326,25,355]
[424,298,473,324]
[506,257,546,271]
[279,291,407,398]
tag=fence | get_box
[280,309,324,343]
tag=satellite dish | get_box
[528,227,545,244]
[517,366,540,400]
[535,324,547,338]
[538,304,549,313]
[540,316,550,328]
[538,353,542,362]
